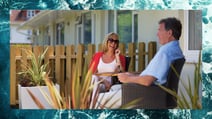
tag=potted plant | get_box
[17,47,59,109]
[26,60,139,109]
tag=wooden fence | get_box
[10,41,156,106]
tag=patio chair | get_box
[121,57,185,109]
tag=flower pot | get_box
[18,84,60,109]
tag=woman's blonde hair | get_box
[102,32,119,53]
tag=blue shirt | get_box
[140,40,184,84]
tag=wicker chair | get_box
[121,58,185,109]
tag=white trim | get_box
[76,24,83,44]
[183,11,200,63]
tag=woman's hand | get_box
[115,49,122,72]
[115,49,121,57]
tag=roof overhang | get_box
[17,10,79,30]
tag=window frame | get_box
[75,11,93,45]
[56,22,65,45]
[183,10,201,63]
[27,10,35,19]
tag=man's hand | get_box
[117,72,131,83]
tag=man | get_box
[118,17,184,86]
[95,17,184,109]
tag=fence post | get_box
[21,45,32,67]
[55,45,65,94]
[76,44,84,80]
[128,43,136,72]
[66,45,75,98]
[44,46,54,80]
[138,42,146,72]
[98,44,102,52]
[33,46,43,63]
[148,41,157,63]
[119,43,126,55]
[87,44,96,66]
[10,45,17,105]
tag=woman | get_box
[89,32,126,108]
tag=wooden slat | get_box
[66,45,75,98]
[119,43,126,56]
[21,45,32,69]
[33,46,43,63]
[45,46,54,78]
[87,44,95,66]
[55,45,65,94]
[138,42,146,72]
[128,43,136,72]
[10,45,17,105]
[15,46,22,105]
[98,44,102,52]
[148,41,157,63]
[76,44,84,78]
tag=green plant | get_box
[26,62,94,109]
[158,53,202,109]
[18,47,49,86]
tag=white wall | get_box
[10,24,32,44]
[137,10,180,50]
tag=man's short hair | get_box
[159,17,182,40]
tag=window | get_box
[108,10,115,32]
[107,10,138,47]
[56,22,64,45]
[75,12,92,45]
[188,10,202,50]
[133,13,138,43]
[45,26,50,45]
[27,10,35,19]
[83,12,91,45]
[117,10,132,45]
[33,29,39,45]
[27,30,32,40]
[184,10,202,63]
[76,24,83,44]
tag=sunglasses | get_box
[107,38,119,44]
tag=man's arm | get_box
[117,72,156,86]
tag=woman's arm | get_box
[115,49,125,72]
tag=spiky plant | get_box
[18,47,49,86]
[27,60,139,109]
[158,52,202,109]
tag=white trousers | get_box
[94,84,122,109]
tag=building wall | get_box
[137,10,181,50]
[10,23,32,44]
